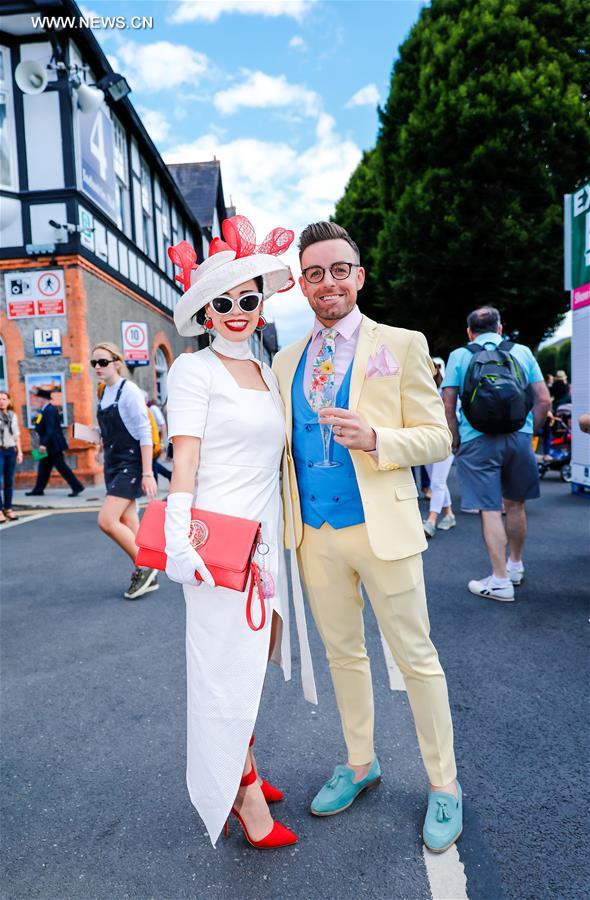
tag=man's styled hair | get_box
[298,221,360,263]
[467,306,501,336]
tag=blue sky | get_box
[82,0,426,344]
[81,0,572,346]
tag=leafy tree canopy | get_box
[334,0,589,357]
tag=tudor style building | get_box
[0,0,228,486]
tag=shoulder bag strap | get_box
[115,379,127,403]
[245,562,266,632]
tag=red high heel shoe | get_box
[224,767,297,849]
[249,734,285,803]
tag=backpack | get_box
[147,407,161,457]
[97,382,160,457]
[460,340,533,435]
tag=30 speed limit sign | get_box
[121,321,149,366]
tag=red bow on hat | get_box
[167,215,295,293]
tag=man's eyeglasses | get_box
[210,292,263,315]
[90,358,116,368]
[301,262,360,284]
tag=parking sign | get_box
[34,328,62,356]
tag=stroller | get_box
[536,404,572,482]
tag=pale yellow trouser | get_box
[298,522,456,786]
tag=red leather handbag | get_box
[135,500,266,631]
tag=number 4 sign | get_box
[80,106,117,221]
[122,321,149,366]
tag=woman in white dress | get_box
[164,217,316,850]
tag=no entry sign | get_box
[122,321,149,366]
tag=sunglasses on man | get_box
[210,292,263,315]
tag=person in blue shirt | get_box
[442,307,550,602]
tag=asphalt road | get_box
[1,473,588,900]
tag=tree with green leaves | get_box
[332,149,383,320]
[335,0,589,356]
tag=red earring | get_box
[257,315,266,330]
[204,315,214,331]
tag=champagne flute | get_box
[313,379,342,468]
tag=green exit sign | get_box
[564,182,590,292]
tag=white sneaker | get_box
[437,513,456,531]
[468,576,515,602]
[507,560,525,585]
[423,519,436,538]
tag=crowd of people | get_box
[3,213,584,861]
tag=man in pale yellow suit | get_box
[272,222,462,852]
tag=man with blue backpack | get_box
[442,307,550,601]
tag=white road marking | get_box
[379,626,406,691]
[1,512,53,529]
[423,844,469,899]
[378,632,469,899]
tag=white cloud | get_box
[114,41,209,93]
[289,35,306,50]
[346,83,380,108]
[214,70,320,117]
[164,114,361,346]
[169,0,316,25]
[79,5,100,20]
[137,106,171,144]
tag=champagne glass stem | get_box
[320,422,332,464]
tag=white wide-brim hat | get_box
[174,250,292,337]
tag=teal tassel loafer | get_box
[422,781,463,852]
[310,758,381,816]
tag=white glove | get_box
[164,492,215,587]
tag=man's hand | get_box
[318,407,377,452]
[39,445,47,453]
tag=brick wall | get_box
[1,254,195,488]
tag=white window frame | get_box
[140,159,152,213]
[0,45,18,191]
[112,115,129,234]
[112,116,128,184]
[0,336,7,391]
[155,347,169,405]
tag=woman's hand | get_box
[164,491,215,587]
[16,450,23,465]
[142,472,158,499]
[165,543,215,587]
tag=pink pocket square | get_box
[366,345,401,378]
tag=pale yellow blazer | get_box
[271,314,452,561]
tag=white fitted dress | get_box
[166,347,308,846]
